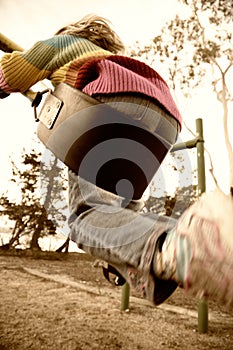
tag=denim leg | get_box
[68,170,178,305]
[68,171,176,267]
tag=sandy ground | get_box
[0,251,233,350]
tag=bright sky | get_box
[0,0,232,197]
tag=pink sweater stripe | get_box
[0,67,14,93]
[77,56,182,126]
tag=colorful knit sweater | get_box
[0,34,182,126]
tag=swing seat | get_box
[37,83,169,200]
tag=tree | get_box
[144,184,197,219]
[129,0,233,193]
[0,146,68,250]
[0,196,31,249]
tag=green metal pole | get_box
[121,282,130,311]
[171,138,198,152]
[196,118,208,334]
[196,118,206,196]
[0,32,24,53]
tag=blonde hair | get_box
[55,14,125,54]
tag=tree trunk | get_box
[8,219,26,248]
[56,237,70,253]
[30,230,41,250]
[221,75,233,190]
[30,219,44,250]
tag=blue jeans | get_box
[68,94,180,302]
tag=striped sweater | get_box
[0,34,182,125]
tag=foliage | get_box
[144,184,197,219]
[129,0,233,190]
[0,147,68,250]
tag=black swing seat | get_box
[37,83,170,200]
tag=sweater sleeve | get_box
[0,36,73,96]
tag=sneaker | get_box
[127,266,178,305]
[173,187,233,307]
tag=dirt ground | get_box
[0,250,232,350]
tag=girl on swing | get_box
[1,14,232,307]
